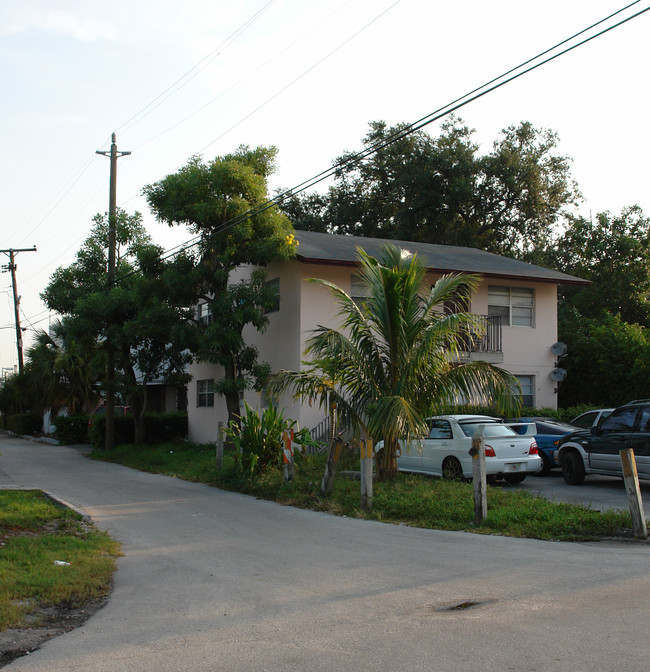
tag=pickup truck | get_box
[391,414,540,483]
[555,400,650,484]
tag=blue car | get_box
[506,417,577,475]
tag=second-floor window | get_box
[488,286,534,327]
[351,275,371,309]
[197,379,215,407]
[198,303,213,325]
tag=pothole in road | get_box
[435,599,497,612]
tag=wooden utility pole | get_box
[96,133,131,450]
[1,246,37,374]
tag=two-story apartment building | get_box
[188,230,588,443]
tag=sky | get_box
[1,0,649,372]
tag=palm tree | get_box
[269,244,518,479]
[25,319,99,416]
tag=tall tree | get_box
[42,209,193,443]
[143,145,297,428]
[268,245,517,480]
[282,117,580,257]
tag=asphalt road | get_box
[2,434,650,672]
[516,469,650,513]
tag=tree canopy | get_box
[143,145,298,428]
[281,117,580,257]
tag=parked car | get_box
[383,415,541,484]
[506,417,577,475]
[556,400,650,484]
[570,408,614,429]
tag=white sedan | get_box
[394,415,541,484]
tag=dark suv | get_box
[555,400,650,485]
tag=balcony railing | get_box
[460,314,502,353]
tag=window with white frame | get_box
[351,275,371,309]
[488,286,534,327]
[197,379,215,407]
[513,375,535,408]
[264,278,280,313]
[198,303,213,325]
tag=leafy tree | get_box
[558,309,650,407]
[268,244,517,480]
[41,209,193,443]
[282,117,580,257]
[542,206,650,326]
[143,145,297,429]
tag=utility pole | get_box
[96,133,131,450]
[1,246,37,374]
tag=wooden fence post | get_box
[360,438,374,511]
[620,448,648,539]
[470,426,487,524]
[216,421,224,470]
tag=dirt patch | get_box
[0,597,107,668]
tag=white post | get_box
[620,448,648,539]
[470,426,487,523]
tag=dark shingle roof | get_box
[294,230,589,286]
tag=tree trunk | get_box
[376,438,398,480]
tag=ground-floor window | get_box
[197,379,215,407]
[514,374,535,408]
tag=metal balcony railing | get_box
[460,314,502,353]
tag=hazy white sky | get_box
[1,0,649,370]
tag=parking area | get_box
[512,470,650,513]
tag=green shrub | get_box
[141,412,188,444]
[2,412,42,436]
[89,412,187,449]
[53,414,90,445]
[224,403,302,479]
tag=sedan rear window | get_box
[459,422,517,438]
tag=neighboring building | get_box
[188,230,588,443]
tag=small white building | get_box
[187,230,588,443]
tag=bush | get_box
[89,412,187,449]
[142,412,188,444]
[53,414,90,445]
[224,403,298,479]
[1,412,42,436]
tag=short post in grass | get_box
[283,429,295,482]
[620,448,648,539]
[216,421,224,469]
[470,425,487,524]
[360,438,374,511]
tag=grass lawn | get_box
[0,490,121,632]
[91,441,634,542]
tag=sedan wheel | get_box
[442,457,463,481]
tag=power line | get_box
[122,1,649,279]
[115,0,279,137]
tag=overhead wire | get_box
[116,0,648,281]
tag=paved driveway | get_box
[1,435,650,672]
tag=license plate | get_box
[505,462,524,472]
